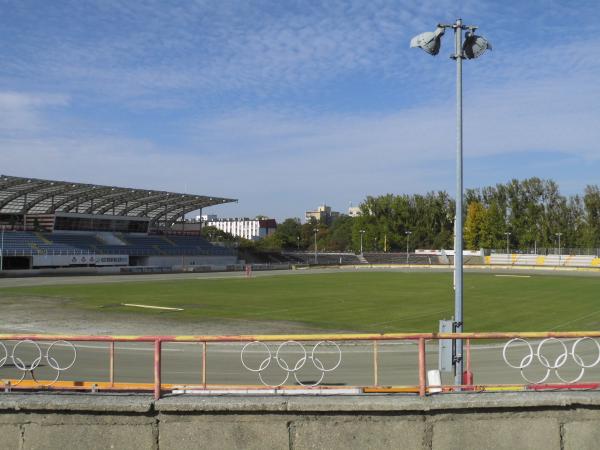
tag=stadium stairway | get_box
[114,232,130,245]
[152,244,167,256]
[161,235,177,246]
[35,232,52,244]
[95,232,127,246]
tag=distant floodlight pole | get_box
[405,231,412,264]
[411,18,491,387]
[359,230,366,255]
[313,228,319,264]
[556,232,562,265]
[505,232,511,256]
[0,225,4,271]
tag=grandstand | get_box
[362,252,441,265]
[0,175,237,270]
[253,252,481,266]
[487,253,600,268]
[279,252,361,265]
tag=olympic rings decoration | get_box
[503,337,600,384]
[0,340,77,386]
[241,340,342,387]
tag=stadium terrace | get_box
[0,175,237,270]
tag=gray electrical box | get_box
[439,320,454,372]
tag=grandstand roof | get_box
[0,175,236,225]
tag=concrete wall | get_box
[2,392,600,449]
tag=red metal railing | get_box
[2,332,600,399]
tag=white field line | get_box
[121,303,184,311]
[368,309,452,328]
[552,309,600,330]
[494,274,531,278]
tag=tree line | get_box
[464,179,600,250]
[208,178,600,253]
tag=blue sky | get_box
[1,0,599,220]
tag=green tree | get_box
[349,191,453,252]
[480,203,506,249]
[583,185,600,248]
[326,215,354,251]
[254,233,283,251]
[464,201,486,249]
[272,218,303,249]
[201,226,236,243]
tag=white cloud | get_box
[2,58,599,220]
[0,1,429,104]
[1,1,599,219]
[0,92,69,134]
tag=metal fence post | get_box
[109,341,115,387]
[418,338,426,396]
[154,339,162,400]
[202,342,207,389]
[373,341,379,386]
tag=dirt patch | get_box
[0,295,344,336]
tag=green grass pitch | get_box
[2,271,599,332]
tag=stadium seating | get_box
[0,231,233,257]
[279,252,361,265]
[362,253,442,265]
[564,255,596,267]
[1,232,49,255]
[44,233,102,252]
[487,253,600,268]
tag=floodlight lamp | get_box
[462,32,492,59]
[410,27,445,55]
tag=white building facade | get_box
[200,217,277,240]
[348,206,361,217]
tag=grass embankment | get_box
[1,272,598,332]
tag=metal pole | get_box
[314,229,318,264]
[202,342,207,388]
[418,337,427,396]
[405,231,410,264]
[109,341,115,387]
[0,225,4,272]
[373,340,379,386]
[558,233,562,265]
[465,338,472,386]
[360,230,365,255]
[453,18,464,386]
[154,339,162,400]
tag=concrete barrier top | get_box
[2,391,600,413]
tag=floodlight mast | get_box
[453,18,466,390]
[411,18,491,387]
